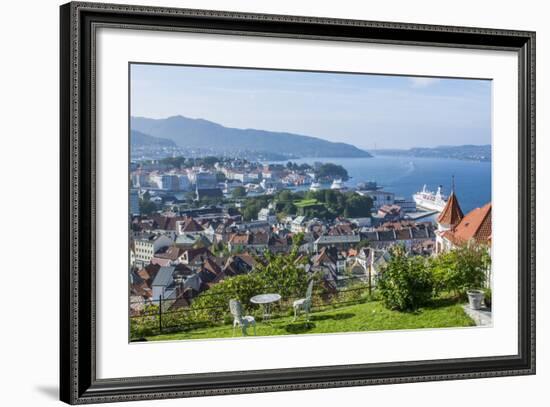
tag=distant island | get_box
[374,144,491,162]
[131,115,372,160]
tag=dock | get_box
[405,210,438,220]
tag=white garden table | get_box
[250,293,281,323]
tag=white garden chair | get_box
[293,279,314,321]
[229,299,256,336]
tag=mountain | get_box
[131,115,371,158]
[130,130,177,147]
[375,145,491,162]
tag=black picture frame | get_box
[60,2,536,404]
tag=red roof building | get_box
[436,192,491,253]
[179,217,205,234]
[443,203,492,245]
[437,192,464,229]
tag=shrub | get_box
[130,315,158,339]
[130,304,160,339]
[377,247,435,311]
[190,273,266,323]
[253,248,309,299]
[337,280,369,304]
[430,243,491,298]
[483,287,492,309]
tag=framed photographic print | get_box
[60,1,536,404]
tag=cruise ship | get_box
[413,185,447,212]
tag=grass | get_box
[294,198,322,208]
[143,299,475,342]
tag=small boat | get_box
[330,179,345,190]
[310,181,321,191]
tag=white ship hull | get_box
[413,184,447,212]
[413,195,446,212]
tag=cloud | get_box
[409,77,441,88]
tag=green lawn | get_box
[294,198,321,208]
[144,299,475,342]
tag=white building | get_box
[178,174,191,191]
[130,188,140,216]
[290,216,307,233]
[161,174,180,191]
[134,233,172,266]
[349,248,391,287]
[356,190,395,210]
[131,173,149,188]
[149,174,179,191]
[258,205,277,224]
[194,171,218,189]
[394,197,417,213]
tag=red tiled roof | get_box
[181,217,205,232]
[235,253,257,268]
[328,224,354,236]
[203,257,222,275]
[250,231,269,245]
[313,247,337,267]
[228,233,249,245]
[184,247,214,263]
[155,246,185,260]
[151,214,183,231]
[443,202,491,245]
[437,192,464,227]
[135,264,161,285]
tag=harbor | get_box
[404,210,439,220]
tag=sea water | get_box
[291,155,492,213]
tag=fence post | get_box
[158,294,163,334]
[368,270,372,297]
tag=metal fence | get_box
[130,274,374,340]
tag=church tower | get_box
[435,178,463,253]
[437,191,464,232]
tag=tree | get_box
[430,243,491,298]
[314,163,349,181]
[240,196,269,221]
[160,156,186,168]
[342,193,372,218]
[201,156,219,166]
[254,246,309,299]
[139,198,157,215]
[232,186,247,199]
[292,232,305,248]
[377,247,435,311]
[276,190,294,203]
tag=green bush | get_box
[190,273,266,323]
[483,287,492,309]
[430,243,491,298]
[253,248,309,299]
[130,304,160,339]
[130,315,158,339]
[337,280,369,304]
[377,247,435,311]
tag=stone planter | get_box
[467,289,485,310]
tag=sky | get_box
[130,63,492,150]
